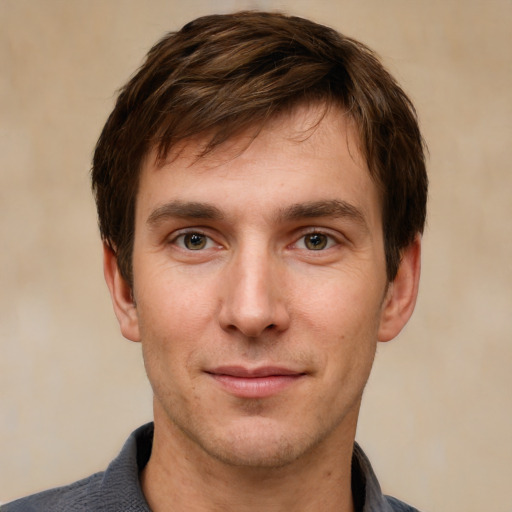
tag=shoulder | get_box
[2,423,153,512]
[384,495,422,512]
[1,472,103,512]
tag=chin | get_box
[195,419,320,469]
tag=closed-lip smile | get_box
[206,365,306,398]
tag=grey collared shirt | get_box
[2,423,420,512]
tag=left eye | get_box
[297,233,336,251]
[175,233,215,250]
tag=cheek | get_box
[135,261,218,328]
[295,274,383,374]
[137,303,202,413]
[296,270,384,332]
[134,268,221,373]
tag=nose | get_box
[218,245,290,338]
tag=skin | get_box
[104,104,421,511]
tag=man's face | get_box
[111,105,412,468]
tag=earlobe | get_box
[377,235,421,342]
[103,242,141,342]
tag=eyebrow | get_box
[146,199,368,229]
[277,200,368,228]
[147,201,224,226]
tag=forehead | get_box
[136,104,380,227]
[148,102,366,172]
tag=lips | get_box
[206,366,305,398]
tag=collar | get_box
[99,423,399,511]
[352,442,399,512]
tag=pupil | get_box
[306,234,327,250]
[185,233,206,250]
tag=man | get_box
[4,11,427,512]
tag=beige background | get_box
[1,1,511,510]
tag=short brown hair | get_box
[92,11,427,285]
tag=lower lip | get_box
[209,374,304,398]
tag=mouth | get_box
[205,365,306,398]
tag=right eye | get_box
[174,232,215,250]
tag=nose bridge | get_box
[219,239,287,337]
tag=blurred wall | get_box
[1,1,510,510]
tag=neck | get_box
[141,410,357,512]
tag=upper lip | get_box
[207,366,304,378]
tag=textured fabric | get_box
[2,423,420,511]
[2,424,152,512]
[351,443,420,512]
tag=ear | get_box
[377,235,421,342]
[103,242,141,342]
